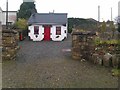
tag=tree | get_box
[110,21,115,38]
[118,23,120,32]
[117,18,120,33]
[101,21,106,38]
[17,2,37,19]
[115,16,120,32]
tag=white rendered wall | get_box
[28,25,44,41]
[51,25,67,41]
[28,25,67,41]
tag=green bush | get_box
[94,38,120,45]
[94,37,102,45]
[112,68,120,77]
[14,18,28,30]
[106,40,118,44]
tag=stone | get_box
[103,53,112,67]
[112,54,119,68]
[92,54,103,65]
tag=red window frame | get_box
[56,27,61,35]
[34,26,39,34]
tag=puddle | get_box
[62,49,71,52]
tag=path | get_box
[2,34,118,88]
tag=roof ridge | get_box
[36,13,67,15]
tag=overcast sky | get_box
[0,0,119,21]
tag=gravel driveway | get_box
[2,34,118,88]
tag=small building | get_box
[0,7,17,25]
[28,13,68,41]
[0,7,2,24]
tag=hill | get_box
[68,18,98,33]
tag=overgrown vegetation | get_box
[13,19,28,30]
[100,21,106,38]
[110,22,115,38]
[115,16,120,32]
[94,37,120,45]
[68,18,98,33]
[112,68,120,77]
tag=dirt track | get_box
[2,34,118,88]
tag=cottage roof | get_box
[28,13,67,25]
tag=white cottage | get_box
[28,13,68,41]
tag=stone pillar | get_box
[2,29,20,60]
[72,31,96,60]
[72,33,82,60]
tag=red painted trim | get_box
[20,33,22,41]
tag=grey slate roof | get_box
[28,13,67,25]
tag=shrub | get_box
[94,37,102,45]
[94,38,120,46]
[112,68,120,77]
[14,18,28,30]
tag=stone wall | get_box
[2,29,19,60]
[72,30,119,68]
[92,44,120,68]
[0,23,1,90]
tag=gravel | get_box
[2,34,118,88]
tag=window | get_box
[65,30,66,33]
[34,26,39,34]
[56,27,61,35]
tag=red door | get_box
[44,26,51,41]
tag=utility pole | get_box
[97,5,100,32]
[6,0,8,29]
[98,5,100,22]
[118,1,120,17]
[111,7,112,21]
